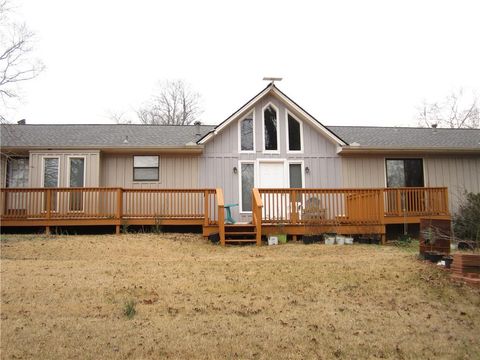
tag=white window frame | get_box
[41,156,60,213]
[133,155,160,182]
[287,160,305,188]
[262,102,280,154]
[66,155,87,188]
[66,155,87,213]
[238,160,256,214]
[41,156,60,188]
[238,112,256,154]
[286,111,304,154]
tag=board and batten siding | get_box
[100,154,199,188]
[199,94,343,220]
[29,150,100,187]
[341,155,480,214]
[0,156,6,187]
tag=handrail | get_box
[216,188,225,246]
[252,188,263,246]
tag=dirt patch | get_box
[1,234,479,359]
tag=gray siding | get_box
[0,156,6,187]
[341,155,480,214]
[200,94,343,220]
[29,150,100,187]
[100,154,199,188]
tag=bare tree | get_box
[0,0,44,123]
[417,89,479,129]
[106,109,134,124]
[136,80,202,125]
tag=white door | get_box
[259,162,286,188]
[259,162,287,220]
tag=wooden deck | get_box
[0,187,450,244]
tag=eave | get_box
[337,146,480,156]
[1,145,204,155]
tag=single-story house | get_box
[1,83,479,243]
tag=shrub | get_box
[453,192,480,246]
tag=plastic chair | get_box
[224,203,239,224]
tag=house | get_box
[1,83,479,243]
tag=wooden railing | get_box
[383,187,449,217]
[257,187,450,225]
[252,188,263,246]
[0,188,119,219]
[0,187,219,226]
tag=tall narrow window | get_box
[240,116,254,151]
[43,158,59,211]
[133,156,159,181]
[386,159,424,187]
[44,158,59,188]
[69,157,85,211]
[264,105,278,151]
[288,114,302,151]
[289,164,303,188]
[241,163,254,212]
[6,157,29,187]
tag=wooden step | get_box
[225,231,256,235]
[225,238,257,243]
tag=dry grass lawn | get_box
[1,233,480,359]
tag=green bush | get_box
[453,192,480,244]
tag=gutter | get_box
[337,146,480,156]
[1,144,205,154]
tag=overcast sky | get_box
[8,0,480,127]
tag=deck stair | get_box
[224,224,257,244]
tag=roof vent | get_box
[194,121,202,138]
[123,135,129,144]
[17,119,26,125]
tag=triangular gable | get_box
[197,83,348,146]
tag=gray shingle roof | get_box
[328,126,480,149]
[1,123,479,150]
[1,124,214,148]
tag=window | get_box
[240,116,254,151]
[69,158,85,187]
[240,163,254,212]
[263,105,278,151]
[43,158,59,188]
[6,157,29,187]
[133,156,159,181]
[386,159,424,187]
[69,157,85,211]
[43,157,59,211]
[289,163,303,188]
[287,114,302,151]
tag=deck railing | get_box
[252,188,263,245]
[0,187,219,225]
[257,187,449,225]
[383,187,449,217]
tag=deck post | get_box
[116,188,123,235]
[216,188,225,246]
[45,189,52,234]
[291,189,298,224]
[204,190,209,228]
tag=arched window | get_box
[240,116,254,151]
[287,114,302,151]
[263,105,278,151]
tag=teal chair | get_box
[224,203,239,224]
